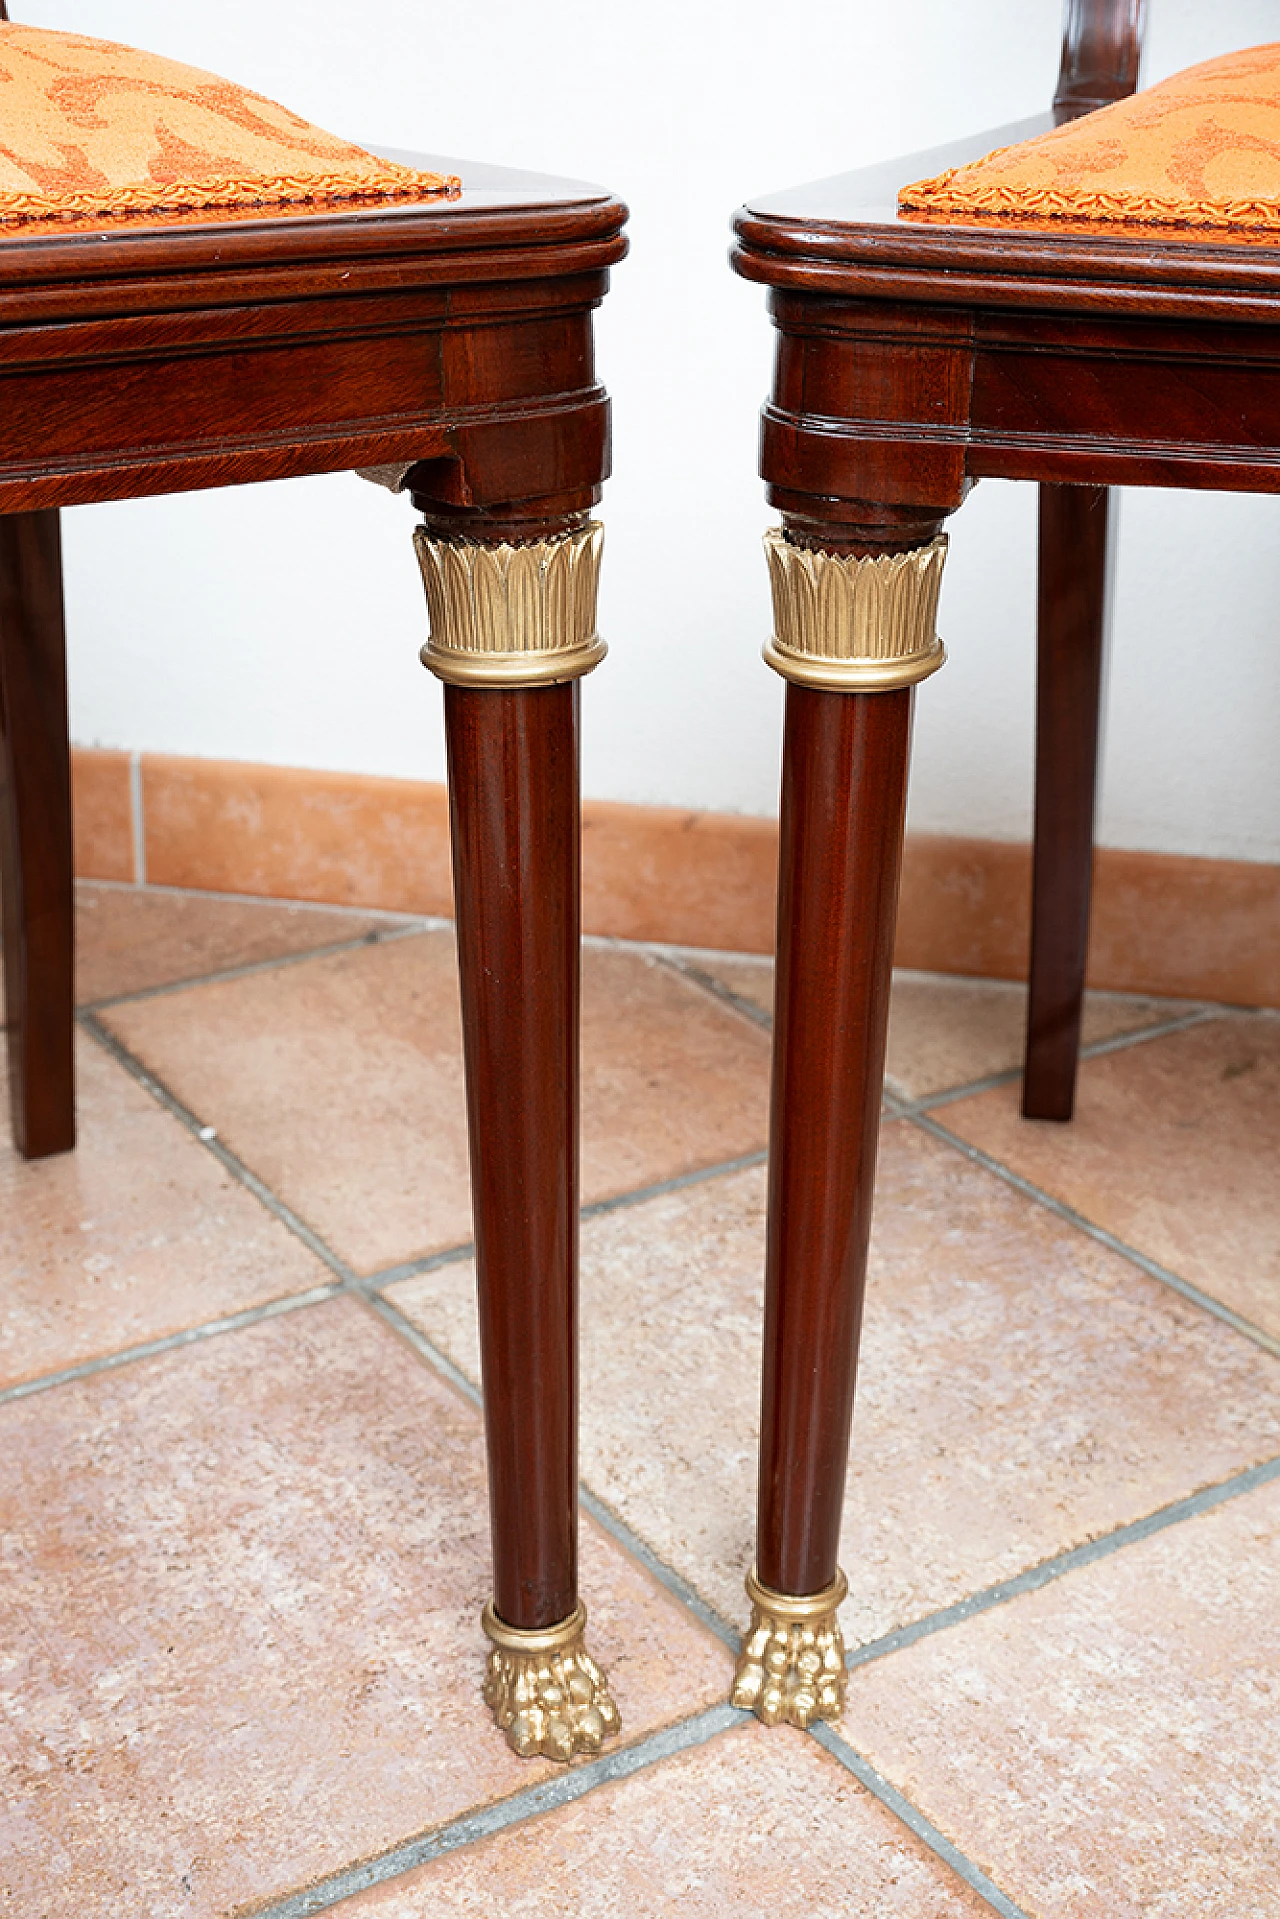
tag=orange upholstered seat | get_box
[0,21,455,224]
[900,43,1280,231]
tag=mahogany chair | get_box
[0,15,626,1763]
[729,0,1277,1725]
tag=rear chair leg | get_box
[0,507,75,1159]
[1024,483,1112,1122]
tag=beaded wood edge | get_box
[481,1600,621,1762]
[731,1567,848,1729]
[414,521,607,688]
[763,530,947,692]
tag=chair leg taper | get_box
[741,516,951,1727]
[415,510,619,1762]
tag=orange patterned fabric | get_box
[0,23,456,224]
[900,44,1280,231]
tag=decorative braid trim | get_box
[899,161,1280,232]
[0,166,458,227]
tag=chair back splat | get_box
[1054,0,1146,121]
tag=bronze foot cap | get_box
[731,1566,848,1729]
[482,1599,621,1763]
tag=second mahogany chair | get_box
[728,0,1280,1727]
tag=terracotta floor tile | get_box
[102,936,770,1276]
[841,1475,1280,1917]
[694,955,1196,1099]
[332,1722,992,1917]
[74,881,388,1005]
[390,1121,1280,1649]
[0,1296,729,1919]
[943,1011,1280,1338]
[0,1038,329,1390]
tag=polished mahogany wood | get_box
[758,677,913,1597]
[0,507,74,1157]
[0,168,625,514]
[1025,483,1112,1121]
[729,5,1280,1618]
[444,674,581,1631]
[1055,0,1145,120]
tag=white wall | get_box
[28,0,1280,864]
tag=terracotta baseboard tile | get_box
[583,796,778,953]
[67,750,1279,1007]
[1086,846,1280,1006]
[69,747,134,883]
[139,755,454,916]
[898,834,1280,1008]
[896,836,1032,981]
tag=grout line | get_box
[367,1240,477,1289]
[844,1451,1280,1673]
[897,1005,1222,1118]
[1075,1003,1221,1060]
[363,1292,482,1409]
[81,922,434,1013]
[910,1107,1280,1360]
[78,873,451,928]
[894,1063,1023,1114]
[0,1285,342,1407]
[585,931,771,969]
[129,752,146,886]
[244,1704,746,1919]
[657,953,774,1033]
[809,1724,1031,1919]
[78,1012,357,1286]
[580,1149,768,1223]
[360,1153,772,1297]
[577,1486,742,1651]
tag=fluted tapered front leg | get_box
[414,512,619,1763]
[735,519,949,1728]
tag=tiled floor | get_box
[3,881,1277,1917]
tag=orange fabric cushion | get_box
[0,22,455,224]
[900,44,1280,231]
